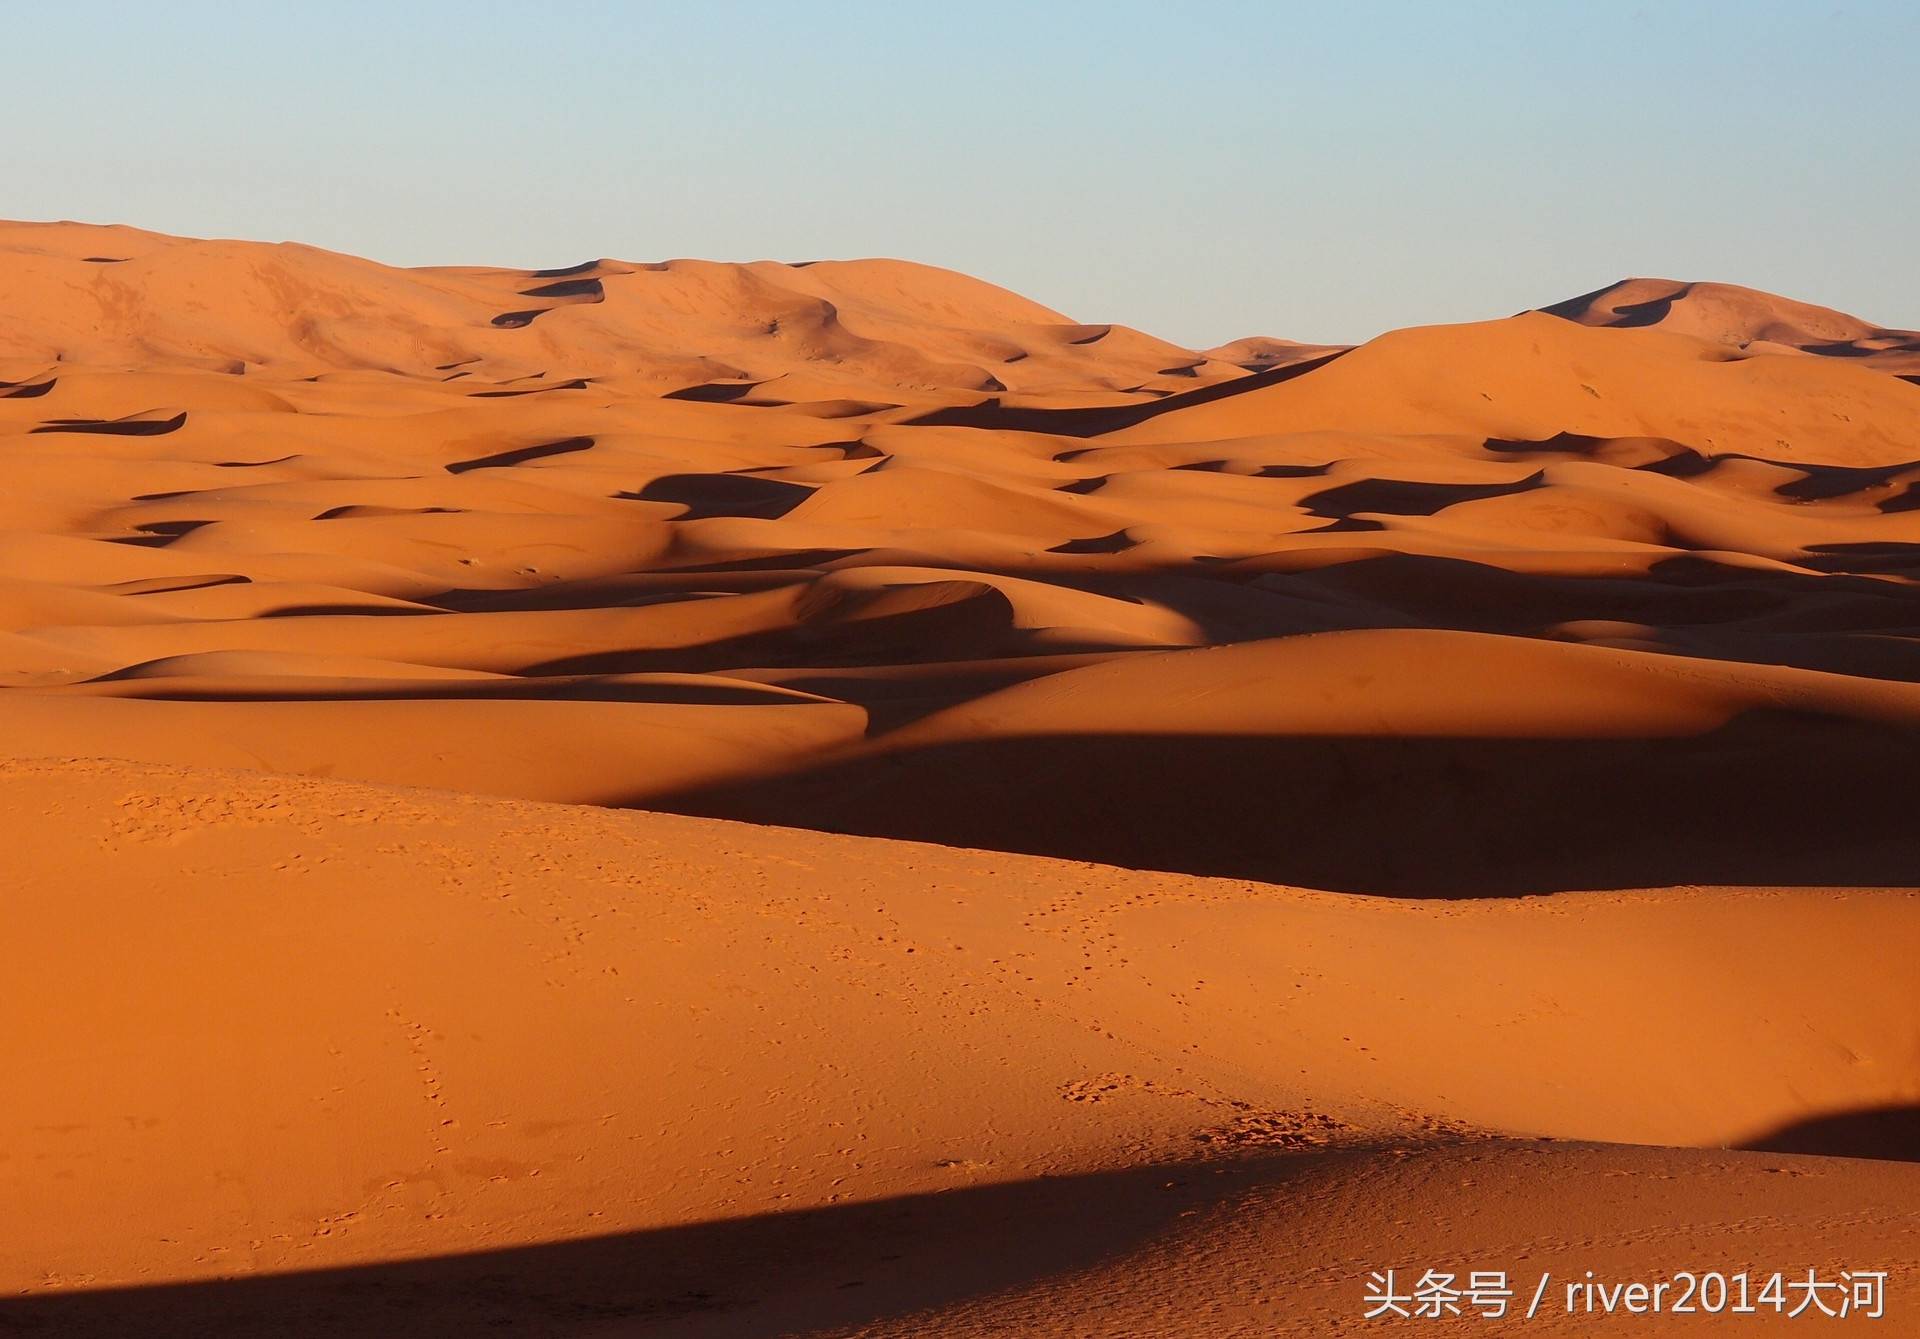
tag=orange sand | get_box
[2,224,1916,1335]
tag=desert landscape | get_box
[3,221,1917,1334]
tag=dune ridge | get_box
[0,220,1274,400]
[1542,276,1920,375]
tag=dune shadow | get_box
[518,277,605,301]
[656,548,870,576]
[1048,529,1138,555]
[1803,340,1875,359]
[0,1155,1313,1339]
[663,381,763,404]
[468,379,590,399]
[1604,294,1684,327]
[314,506,463,521]
[114,574,251,597]
[101,679,826,708]
[447,436,595,474]
[771,661,1083,735]
[425,547,1920,684]
[903,350,1345,437]
[818,438,885,461]
[519,584,1041,676]
[1261,551,1920,665]
[32,412,186,437]
[256,604,439,618]
[1739,1105,1920,1164]
[1483,433,1920,504]
[1539,282,1690,329]
[619,473,813,520]
[419,551,875,614]
[109,520,214,549]
[1779,459,1919,502]
[1298,472,1544,520]
[1484,431,1611,455]
[1801,541,1920,577]
[1054,474,1110,495]
[652,711,1920,896]
[1877,482,1920,514]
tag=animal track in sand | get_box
[1190,1109,1353,1151]
[1061,1073,1200,1104]
[388,1008,457,1155]
[108,787,456,844]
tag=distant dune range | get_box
[3,222,1918,1333]
[5,222,1920,892]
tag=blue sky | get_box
[8,1,1916,345]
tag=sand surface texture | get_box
[3,223,1916,1334]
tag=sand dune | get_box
[4,760,1915,1335]
[671,629,1920,894]
[1543,276,1920,375]
[0,221,1248,399]
[4,223,1918,1333]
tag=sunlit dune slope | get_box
[4,759,1915,1335]
[1110,310,1920,459]
[0,220,1252,399]
[1542,276,1920,375]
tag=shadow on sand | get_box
[653,711,1920,896]
[0,1155,1313,1339]
[1740,1104,1920,1164]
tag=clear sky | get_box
[9,1,1916,346]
